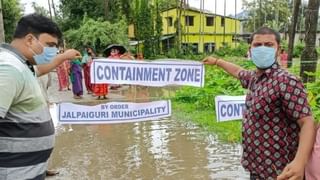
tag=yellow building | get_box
[161,7,241,53]
[128,7,241,54]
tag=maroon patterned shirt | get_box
[238,63,312,179]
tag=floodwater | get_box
[47,86,249,180]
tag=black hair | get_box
[249,26,280,45]
[13,13,62,40]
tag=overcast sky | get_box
[20,0,243,16]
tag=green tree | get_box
[58,0,133,31]
[103,0,133,23]
[64,16,128,53]
[31,2,49,17]
[242,0,291,32]
[137,0,154,57]
[157,0,177,11]
[287,0,301,68]
[300,0,319,82]
[2,0,21,42]
[58,0,105,31]
[154,0,163,54]
[134,0,154,57]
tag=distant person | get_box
[82,47,95,94]
[70,58,83,99]
[0,13,80,180]
[280,49,288,68]
[135,53,144,60]
[56,49,71,91]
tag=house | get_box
[128,6,242,54]
[161,7,241,53]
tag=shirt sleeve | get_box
[238,70,253,89]
[0,65,22,118]
[280,75,312,121]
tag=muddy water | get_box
[48,86,249,180]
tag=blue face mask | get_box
[251,46,276,69]
[30,39,58,64]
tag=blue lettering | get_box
[194,69,201,82]
[220,105,227,117]
[89,112,94,118]
[166,68,172,81]
[180,68,187,81]
[104,66,111,80]
[132,110,138,117]
[125,67,132,80]
[174,68,181,81]
[158,68,165,81]
[97,65,103,80]
[111,111,117,118]
[186,68,194,82]
[111,66,119,80]
[221,103,245,118]
[152,68,159,81]
[136,67,143,81]
[76,112,81,118]
[234,104,240,116]
[227,105,233,116]
[132,67,136,80]
[119,67,126,79]
[144,68,152,81]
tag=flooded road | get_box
[48,84,249,179]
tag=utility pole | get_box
[0,0,5,43]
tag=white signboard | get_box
[58,100,171,124]
[90,59,205,87]
[215,95,246,122]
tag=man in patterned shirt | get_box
[203,27,316,179]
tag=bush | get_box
[174,59,252,110]
[214,42,249,57]
[293,43,305,58]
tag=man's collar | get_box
[0,43,28,62]
[0,43,35,75]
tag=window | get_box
[182,43,198,54]
[221,17,225,27]
[167,17,173,27]
[204,43,215,53]
[206,16,214,26]
[185,16,194,26]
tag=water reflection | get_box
[49,119,248,180]
[48,86,249,179]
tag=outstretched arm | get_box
[202,56,245,79]
[36,49,81,77]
